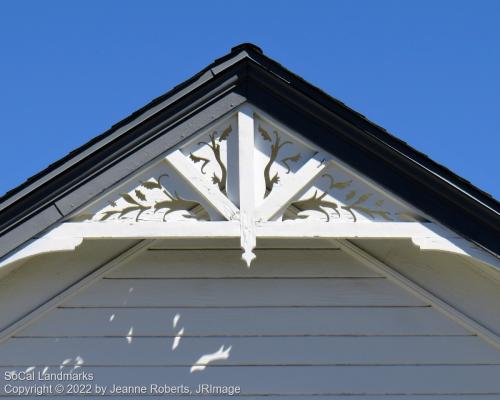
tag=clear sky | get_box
[0,0,498,199]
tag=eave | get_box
[0,43,498,261]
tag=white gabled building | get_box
[0,44,499,398]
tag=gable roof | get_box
[0,43,498,259]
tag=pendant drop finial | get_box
[240,211,256,268]
[242,249,256,268]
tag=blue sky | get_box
[0,0,498,199]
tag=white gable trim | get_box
[255,151,330,221]
[0,104,498,272]
[237,106,257,266]
[1,221,498,272]
[165,149,239,220]
[338,239,500,351]
[0,240,153,345]
[0,236,83,277]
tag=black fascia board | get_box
[0,46,256,214]
[0,60,249,235]
[244,62,500,255]
[242,45,499,212]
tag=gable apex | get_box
[0,44,498,263]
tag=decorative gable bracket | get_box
[1,105,499,271]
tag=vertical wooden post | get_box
[237,105,256,267]
[225,118,240,208]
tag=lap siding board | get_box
[2,249,499,396]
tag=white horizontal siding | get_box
[63,278,424,307]
[2,336,500,366]
[2,248,499,396]
[107,249,381,278]
[17,307,468,336]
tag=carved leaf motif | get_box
[270,172,280,185]
[100,210,121,221]
[260,126,292,197]
[283,180,393,223]
[284,191,340,222]
[154,191,207,221]
[141,180,161,190]
[119,205,149,220]
[352,193,372,205]
[332,181,351,189]
[95,175,207,222]
[211,173,222,186]
[281,153,301,174]
[322,174,352,190]
[210,136,227,194]
[140,175,168,190]
[342,192,392,222]
[218,125,232,142]
[342,205,392,222]
[99,203,144,222]
[345,190,356,201]
[189,153,210,174]
[259,125,272,141]
[191,126,231,194]
[135,190,146,202]
[122,193,141,206]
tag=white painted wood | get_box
[1,220,494,272]
[1,365,499,394]
[3,336,499,366]
[412,236,468,254]
[225,115,239,205]
[165,149,239,221]
[0,236,83,275]
[255,152,330,221]
[0,241,152,344]
[355,239,500,336]
[337,239,500,350]
[256,221,453,238]
[41,221,452,241]
[17,307,469,337]
[0,104,498,397]
[148,237,340,249]
[46,221,240,239]
[412,236,500,270]
[63,278,425,307]
[108,249,381,278]
[253,106,436,221]
[0,240,137,333]
[237,106,257,266]
[255,222,499,268]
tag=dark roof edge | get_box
[0,43,498,255]
[2,43,497,214]
[240,46,499,214]
[0,45,255,211]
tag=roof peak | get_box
[230,43,263,55]
[0,44,498,259]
